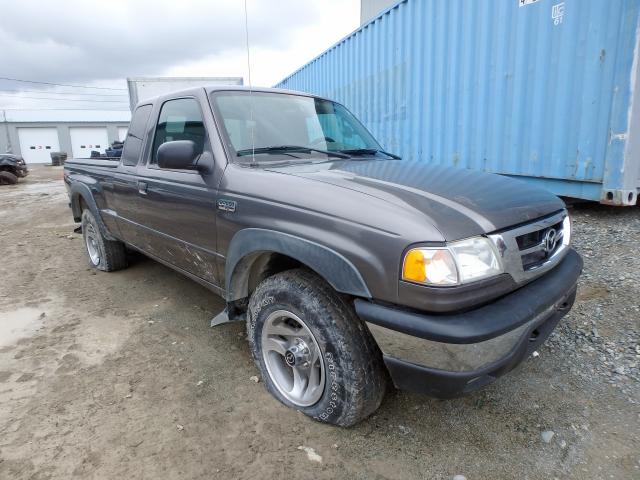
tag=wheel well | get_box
[248,252,302,293]
[227,252,310,317]
[72,194,88,222]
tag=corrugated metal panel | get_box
[277,0,640,204]
[4,109,131,123]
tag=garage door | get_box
[118,127,128,141]
[17,128,60,164]
[69,127,109,158]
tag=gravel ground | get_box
[0,166,638,479]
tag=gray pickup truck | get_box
[64,86,582,426]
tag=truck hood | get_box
[268,159,565,240]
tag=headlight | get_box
[449,237,503,283]
[402,248,458,285]
[402,237,502,286]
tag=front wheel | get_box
[247,269,387,427]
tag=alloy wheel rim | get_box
[85,225,100,265]
[261,309,325,407]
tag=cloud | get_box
[0,0,359,108]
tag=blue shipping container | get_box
[276,0,640,205]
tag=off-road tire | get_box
[0,171,18,185]
[81,209,128,271]
[247,269,387,427]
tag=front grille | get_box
[516,221,563,270]
[488,210,569,285]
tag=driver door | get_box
[130,96,222,287]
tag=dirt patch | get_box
[0,166,638,479]
[575,284,610,302]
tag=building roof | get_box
[2,109,131,123]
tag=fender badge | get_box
[217,199,236,213]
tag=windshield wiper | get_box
[236,145,351,159]
[338,148,401,160]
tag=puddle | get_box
[0,308,45,347]
[0,181,65,200]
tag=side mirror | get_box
[157,140,198,170]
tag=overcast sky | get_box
[0,0,360,110]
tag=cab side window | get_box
[121,104,152,166]
[152,98,206,164]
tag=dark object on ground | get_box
[50,152,68,166]
[62,86,583,426]
[0,153,28,184]
[106,140,124,158]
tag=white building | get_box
[0,109,130,164]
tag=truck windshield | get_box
[211,91,382,162]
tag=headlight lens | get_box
[402,237,502,286]
[402,248,458,285]
[449,237,502,283]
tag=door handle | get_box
[138,181,148,195]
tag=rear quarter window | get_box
[121,104,152,166]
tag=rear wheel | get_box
[247,269,387,427]
[81,209,128,271]
[0,171,18,185]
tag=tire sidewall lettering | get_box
[314,351,341,422]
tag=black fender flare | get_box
[225,228,371,301]
[69,182,118,241]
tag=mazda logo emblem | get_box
[285,351,296,366]
[543,228,558,254]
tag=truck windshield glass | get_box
[211,91,382,161]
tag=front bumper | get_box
[355,249,583,398]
